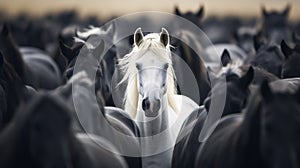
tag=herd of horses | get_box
[0,4,299,168]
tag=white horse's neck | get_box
[136,94,176,136]
[136,93,177,168]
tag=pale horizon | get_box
[1,0,299,21]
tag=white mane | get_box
[118,33,178,118]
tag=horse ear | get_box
[174,6,181,16]
[1,24,10,37]
[105,22,116,38]
[134,27,144,47]
[239,66,254,89]
[260,80,273,103]
[232,30,239,42]
[261,5,268,18]
[282,4,291,17]
[281,40,293,59]
[221,49,231,66]
[197,5,204,18]
[253,31,266,51]
[160,28,170,47]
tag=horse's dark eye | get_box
[162,83,166,87]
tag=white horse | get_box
[118,28,199,167]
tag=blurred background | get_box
[1,0,299,21]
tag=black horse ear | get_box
[239,66,254,89]
[197,5,204,18]
[221,49,231,66]
[232,30,239,42]
[160,28,169,47]
[260,80,273,103]
[1,24,9,36]
[174,6,181,16]
[261,5,268,18]
[253,31,266,51]
[134,27,144,47]
[282,4,291,17]
[281,40,293,59]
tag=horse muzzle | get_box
[142,97,161,117]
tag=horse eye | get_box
[162,83,166,87]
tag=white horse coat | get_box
[118,28,199,168]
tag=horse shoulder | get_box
[75,133,128,168]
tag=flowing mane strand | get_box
[118,33,178,118]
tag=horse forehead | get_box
[136,51,166,67]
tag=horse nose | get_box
[142,97,150,111]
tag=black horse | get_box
[172,107,207,168]
[174,5,204,28]
[0,93,128,168]
[195,81,300,168]
[248,39,284,77]
[261,5,292,45]
[0,24,62,90]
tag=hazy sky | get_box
[1,0,299,20]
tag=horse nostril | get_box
[142,98,150,111]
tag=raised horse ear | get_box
[239,66,254,89]
[261,5,268,18]
[1,24,9,36]
[134,27,144,47]
[105,22,116,38]
[253,31,267,51]
[281,40,293,59]
[160,28,170,47]
[220,49,231,66]
[174,5,181,16]
[197,5,204,18]
[260,80,273,104]
[282,4,291,17]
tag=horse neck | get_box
[136,94,169,136]
[0,119,31,166]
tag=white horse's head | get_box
[119,28,178,118]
